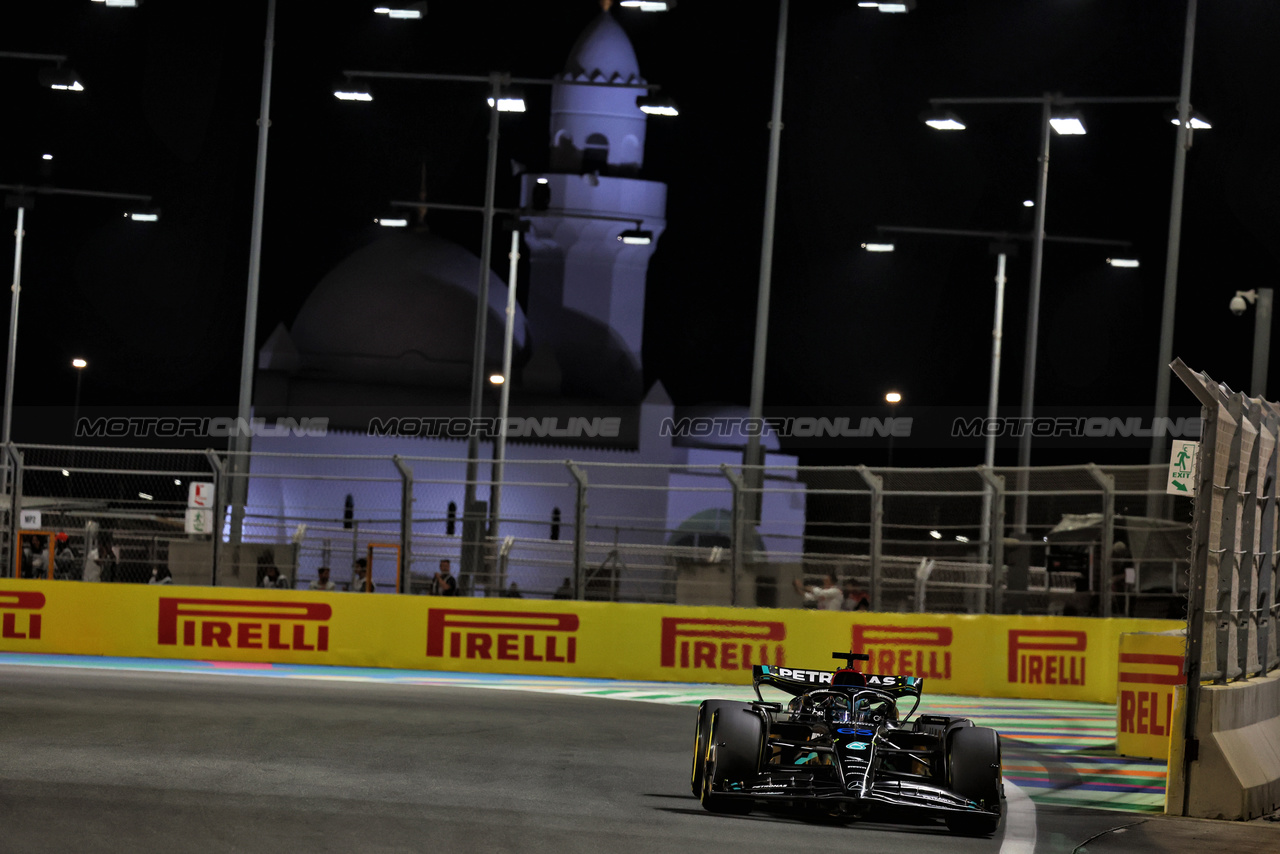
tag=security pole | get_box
[393,455,414,594]
[461,72,503,592]
[980,252,1007,569]
[1014,96,1053,533]
[3,205,25,447]
[490,224,524,540]
[1148,0,1199,518]
[743,0,788,525]
[567,462,587,600]
[856,466,884,613]
[230,0,278,547]
[1251,288,1272,398]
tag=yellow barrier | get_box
[1116,631,1186,759]
[0,579,1182,703]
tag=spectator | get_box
[84,531,119,583]
[53,533,78,580]
[841,580,870,611]
[148,566,173,585]
[309,566,336,591]
[793,574,843,611]
[505,582,523,598]
[553,577,573,600]
[259,563,290,589]
[431,559,457,596]
[350,557,372,592]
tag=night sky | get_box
[3,0,1277,466]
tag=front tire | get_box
[691,701,750,797]
[699,706,764,815]
[945,726,1002,836]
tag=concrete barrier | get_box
[1167,670,1280,820]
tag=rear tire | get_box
[691,701,749,797]
[945,726,1002,836]
[699,706,764,815]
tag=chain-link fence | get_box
[1,443,1191,616]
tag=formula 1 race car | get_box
[691,652,1003,835]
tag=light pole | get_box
[1,184,154,447]
[71,358,87,434]
[1230,289,1273,398]
[884,391,902,468]
[743,0,912,523]
[924,93,1179,531]
[1148,0,1201,514]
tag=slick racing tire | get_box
[691,701,750,797]
[699,706,765,815]
[944,726,1002,836]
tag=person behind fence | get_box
[53,533,79,580]
[149,566,173,585]
[259,562,290,589]
[793,574,843,610]
[553,577,572,600]
[350,557,372,592]
[309,566,336,591]
[841,580,870,611]
[430,559,457,596]
[84,531,119,583]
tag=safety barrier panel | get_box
[1115,631,1186,760]
[0,579,1181,703]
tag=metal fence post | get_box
[855,466,884,613]
[1258,404,1279,676]
[1237,400,1262,679]
[979,468,1005,615]
[1217,392,1245,681]
[567,462,587,601]
[720,464,746,607]
[4,444,21,578]
[393,455,413,595]
[204,449,225,586]
[1086,464,1116,619]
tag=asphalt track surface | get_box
[1,663,1276,854]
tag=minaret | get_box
[519,6,667,402]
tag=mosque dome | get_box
[562,9,643,84]
[288,231,528,389]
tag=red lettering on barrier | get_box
[1119,653,1184,685]
[426,609,579,664]
[1120,690,1136,733]
[157,597,332,652]
[851,625,953,679]
[1008,630,1087,686]
[659,618,786,671]
[0,591,45,641]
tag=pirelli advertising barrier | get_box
[1115,631,1187,760]
[0,580,1183,704]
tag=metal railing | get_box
[1,443,1194,616]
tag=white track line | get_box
[999,781,1037,854]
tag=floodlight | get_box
[72,358,87,368]
[620,1,675,10]
[636,94,679,117]
[922,109,965,130]
[1049,112,1086,135]
[618,229,653,245]
[334,78,373,102]
[489,374,505,385]
[1023,200,1034,207]
[885,392,902,403]
[374,2,426,19]
[862,242,894,252]
[929,530,942,539]
[1106,258,1139,268]
[1170,111,1211,130]
[375,216,409,227]
[126,208,160,222]
[487,89,526,112]
[39,66,85,92]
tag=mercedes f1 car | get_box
[691,652,1003,835]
